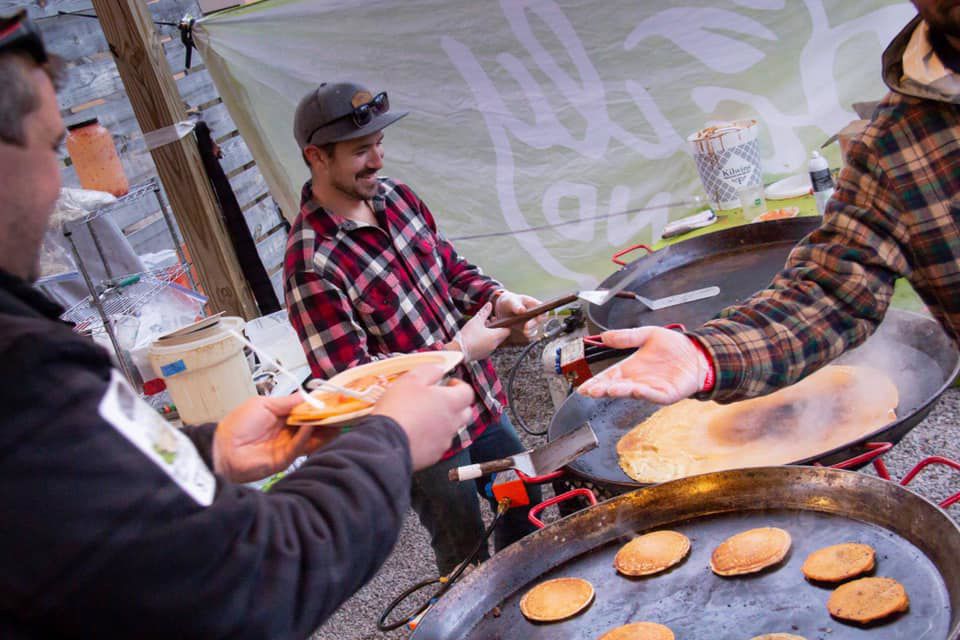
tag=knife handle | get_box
[487,293,578,329]
[448,458,515,482]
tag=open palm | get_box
[577,326,703,405]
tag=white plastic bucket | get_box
[687,120,763,210]
[148,316,256,424]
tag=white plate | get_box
[302,351,464,427]
[765,174,811,200]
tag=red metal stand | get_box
[829,442,960,509]
[528,488,597,529]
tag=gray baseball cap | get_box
[293,82,407,149]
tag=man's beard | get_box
[332,171,378,201]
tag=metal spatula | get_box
[448,422,598,482]
[621,285,720,311]
[487,266,641,329]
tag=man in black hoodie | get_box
[0,12,474,639]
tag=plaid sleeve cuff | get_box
[687,326,748,402]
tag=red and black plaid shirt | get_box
[284,178,506,457]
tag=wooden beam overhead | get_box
[90,0,259,319]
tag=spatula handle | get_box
[486,293,578,329]
[448,458,516,482]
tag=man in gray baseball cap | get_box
[285,81,547,576]
[293,81,407,152]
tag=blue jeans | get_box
[410,414,543,575]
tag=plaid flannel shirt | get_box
[692,18,960,403]
[284,177,505,457]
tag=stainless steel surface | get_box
[412,466,960,639]
[527,422,598,476]
[628,285,721,311]
[64,230,136,387]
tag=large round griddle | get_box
[411,466,960,639]
[589,217,821,332]
[549,308,960,492]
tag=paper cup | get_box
[687,120,763,210]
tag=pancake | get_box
[750,635,807,640]
[614,530,690,576]
[802,543,875,582]
[827,576,909,623]
[711,527,791,576]
[519,577,595,622]
[287,392,370,425]
[598,621,675,640]
[617,365,898,483]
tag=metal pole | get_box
[86,217,115,283]
[152,181,199,292]
[65,230,136,387]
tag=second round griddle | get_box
[588,218,820,332]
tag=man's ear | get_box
[303,145,327,170]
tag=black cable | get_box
[508,335,551,436]
[377,500,509,632]
[506,309,586,437]
[38,9,179,27]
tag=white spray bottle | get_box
[808,150,835,215]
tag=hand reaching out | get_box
[577,326,709,405]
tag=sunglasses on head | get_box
[307,91,390,146]
[0,10,47,65]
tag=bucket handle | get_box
[224,328,327,413]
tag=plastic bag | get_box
[37,188,120,284]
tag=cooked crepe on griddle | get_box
[710,527,791,576]
[519,577,594,622]
[802,542,875,582]
[598,621,675,640]
[617,365,898,483]
[614,530,690,577]
[827,576,909,623]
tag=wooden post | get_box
[90,0,259,319]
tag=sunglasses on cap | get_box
[0,10,47,65]
[306,91,390,145]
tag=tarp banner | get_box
[195,0,912,297]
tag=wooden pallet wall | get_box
[10,0,288,301]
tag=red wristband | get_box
[689,337,716,393]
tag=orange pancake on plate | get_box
[711,527,791,576]
[598,621,674,640]
[827,576,909,623]
[616,365,898,483]
[519,577,595,622]
[287,351,463,426]
[802,543,875,583]
[614,530,690,577]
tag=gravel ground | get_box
[312,343,960,640]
